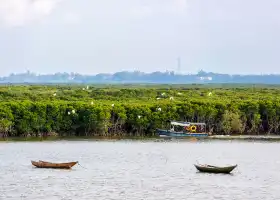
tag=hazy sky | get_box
[0,0,280,76]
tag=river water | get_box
[0,140,279,200]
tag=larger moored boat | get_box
[156,121,208,138]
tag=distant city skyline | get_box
[0,0,280,76]
[1,69,278,77]
[2,70,280,85]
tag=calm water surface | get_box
[0,140,279,200]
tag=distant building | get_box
[199,76,213,81]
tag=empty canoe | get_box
[194,164,237,174]
[31,160,78,169]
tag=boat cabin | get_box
[169,121,206,134]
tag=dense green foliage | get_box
[1,84,280,137]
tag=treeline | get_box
[3,70,280,84]
[0,85,279,102]
[1,99,280,137]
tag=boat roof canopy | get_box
[170,121,206,126]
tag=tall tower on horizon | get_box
[177,57,181,74]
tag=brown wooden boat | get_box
[31,160,78,169]
[194,164,237,174]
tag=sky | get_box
[0,0,280,76]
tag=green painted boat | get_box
[194,164,237,174]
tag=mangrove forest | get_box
[0,84,280,138]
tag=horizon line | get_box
[3,70,280,77]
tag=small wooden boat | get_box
[31,160,78,169]
[194,164,237,174]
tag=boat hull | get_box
[157,129,208,138]
[194,164,237,174]
[31,160,78,169]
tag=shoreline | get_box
[1,135,280,142]
[208,135,280,141]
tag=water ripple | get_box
[0,140,279,199]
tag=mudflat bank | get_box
[2,135,280,142]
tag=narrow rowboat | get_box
[31,160,78,169]
[194,164,237,174]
